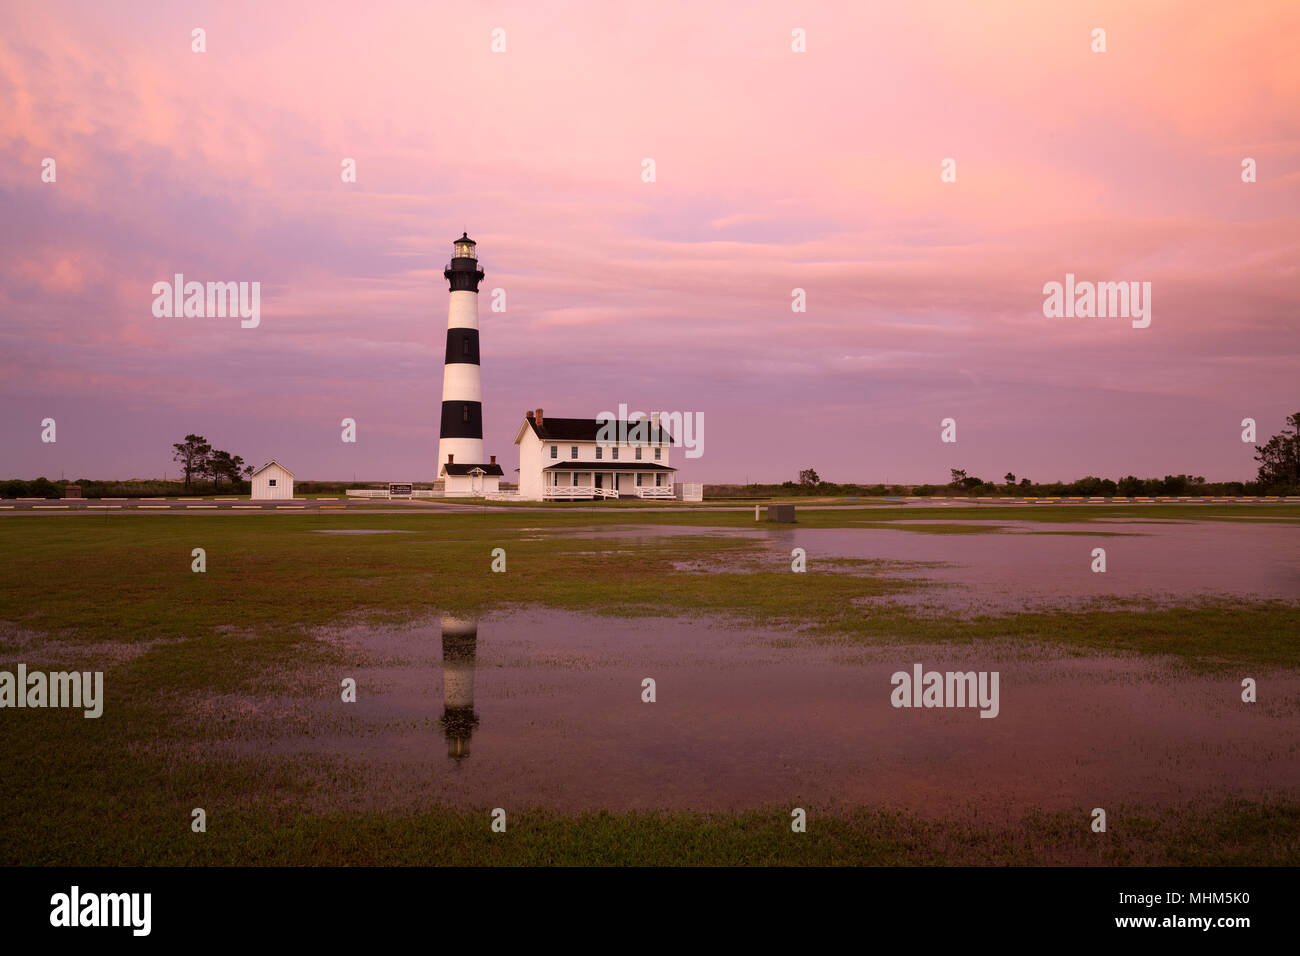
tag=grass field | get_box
[2,504,1297,865]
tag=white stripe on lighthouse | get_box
[447,290,479,330]
[440,364,482,403]
[439,438,482,466]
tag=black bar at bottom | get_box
[0,866,1286,943]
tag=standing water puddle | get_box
[568,520,1300,613]
[225,608,1300,816]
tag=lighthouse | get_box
[437,232,502,495]
[439,613,480,761]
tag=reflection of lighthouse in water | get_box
[440,614,480,761]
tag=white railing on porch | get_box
[544,485,619,500]
[635,486,675,499]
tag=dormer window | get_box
[635,447,642,460]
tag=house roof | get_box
[251,460,295,479]
[441,462,505,477]
[543,462,676,472]
[515,416,676,444]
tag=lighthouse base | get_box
[442,473,500,497]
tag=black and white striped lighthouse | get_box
[438,233,486,470]
[439,612,480,761]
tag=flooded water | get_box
[227,609,1300,817]
[572,519,1300,612]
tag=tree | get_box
[1004,472,1016,486]
[1117,475,1145,496]
[798,468,821,487]
[1255,412,1300,491]
[949,468,967,488]
[205,450,250,489]
[172,434,211,489]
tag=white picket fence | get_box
[675,482,703,502]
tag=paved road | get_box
[0,497,493,514]
[1,495,1297,515]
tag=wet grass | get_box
[2,509,1297,866]
[1,513,1296,675]
[1,731,1292,867]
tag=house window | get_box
[570,446,578,459]
[655,474,663,486]
[595,446,603,459]
[612,447,619,460]
[462,406,469,423]
[268,479,277,487]
[636,474,643,486]
[635,447,642,460]
[462,339,471,357]
[551,445,557,459]
[654,447,661,461]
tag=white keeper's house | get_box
[514,409,677,501]
[250,460,294,500]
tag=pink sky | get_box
[2,0,1297,483]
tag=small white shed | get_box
[250,460,295,500]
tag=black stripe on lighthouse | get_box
[440,400,482,439]
[445,328,480,365]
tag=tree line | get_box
[171,434,253,491]
[765,411,1300,497]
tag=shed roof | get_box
[251,460,295,478]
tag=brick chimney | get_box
[490,455,496,465]
[447,454,454,464]
[535,408,544,426]
[526,410,534,420]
